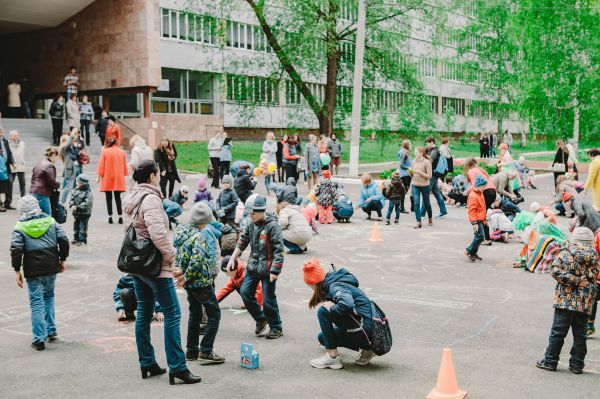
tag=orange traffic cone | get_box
[368,223,384,242]
[427,348,467,399]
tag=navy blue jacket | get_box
[323,268,373,333]
[113,274,161,312]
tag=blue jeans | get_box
[73,215,90,243]
[131,275,187,373]
[185,287,221,355]
[543,308,588,370]
[386,200,401,221]
[26,274,57,344]
[412,185,432,222]
[240,272,282,331]
[316,306,370,351]
[466,221,485,255]
[283,239,303,254]
[265,174,272,194]
[32,194,51,216]
[59,167,80,204]
[421,175,447,216]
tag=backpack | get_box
[368,301,393,356]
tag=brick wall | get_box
[0,0,161,96]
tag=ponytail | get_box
[133,159,158,184]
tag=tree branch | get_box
[338,7,414,41]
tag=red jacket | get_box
[216,262,263,306]
[283,144,300,161]
[467,189,486,223]
[105,124,122,147]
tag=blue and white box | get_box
[240,342,259,369]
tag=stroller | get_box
[333,192,354,223]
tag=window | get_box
[336,86,353,107]
[227,75,279,105]
[339,0,357,21]
[442,97,466,116]
[441,62,465,82]
[415,57,436,77]
[286,81,302,105]
[430,95,439,114]
[226,20,272,53]
[160,8,216,45]
[152,68,215,115]
[339,41,355,64]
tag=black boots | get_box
[141,363,166,379]
[169,370,202,385]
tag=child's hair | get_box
[402,139,411,150]
[441,137,449,144]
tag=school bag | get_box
[367,301,393,356]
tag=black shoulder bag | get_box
[117,194,163,277]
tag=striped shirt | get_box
[63,74,79,96]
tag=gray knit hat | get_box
[245,194,267,212]
[571,227,594,245]
[222,175,234,186]
[18,195,41,215]
[189,201,214,225]
[77,173,90,184]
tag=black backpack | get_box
[368,301,392,356]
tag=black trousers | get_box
[105,191,122,216]
[51,118,63,145]
[80,120,91,145]
[210,157,220,188]
[160,173,176,198]
[277,160,285,182]
[219,161,231,180]
[8,172,26,205]
[401,175,412,211]
[120,288,137,317]
[284,163,298,183]
[482,188,496,241]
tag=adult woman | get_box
[327,133,342,176]
[155,138,181,199]
[497,143,520,193]
[479,133,490,159]
[276,134,288,183]
[282,136,300,182]
[585,148,600,210]
[79,95,94,146]
[207,132,223,188]
[49,95,64,146]
[59,128,84,204]
[552,140,569,187]
[397,140,412,213]
[122,160,201,385]
[566,139,579,180]
[129,137,154,172]
[410,147,432,228]
[305,134,321,190]
[105,116,122,147]
[356,173,385,221]
[293,134,304,182]
[66,93,80,130]
[317,135,329,154]
[463,157,496,244]
[276,201,313,254]
[97,138,127,224]
[9,130,26,201]
[262,131,278,169]
[219,132,233,180]
[303,259,376,369]
[30,147,60,215]
[440,137,454,176]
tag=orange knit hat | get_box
[303,258,326,285]
[322,170,331,179]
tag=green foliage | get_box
[378,168,396,180]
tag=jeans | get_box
[10,171,26,201]
[80,120,91,145]
[219,161,231,180]
[264,174,272,194]
[105,191,122,216]
[185,288,221,355]
[360,201,382,218]
[32,194,51,216]
[131,275,187,373]
[60,167,80,204]
[543,308,588,370]
[210,157,220,188]
[466,221,485,255]
[421,175,447,216]
[412,185,432,223]
[283,238,303,254]
[26,274,57,344]
[386,200,401,221]
[316,306,370,351]
[240,272,282,331]
[73,215,90,243]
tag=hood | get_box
[14,215,54,238]
[323,268,359,291]
[123,183,163,215]
[134,139,147,149]
[236,169,248,177]
[285,204,303,214]
[286,177,296,186]
[173,223,199,247]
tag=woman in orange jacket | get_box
[96,138,128,224]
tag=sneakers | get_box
[569,366,583,374]
[354,349,376,366]
[310,353,343,369]
[31,342,45,351]
[47,333,58,342]
[535,359,557,372]
[266,329,284,340]
[586,324,596,336]
[199,351,225,365]
[394,219,399,224]
[473,254,483,261]
[255,320,268,336]
[435,212,448,219]
[502,233,510,243]
[385,220,390,226]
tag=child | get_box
[384,170,406,225]
[496,195,521,221]
[11,195,70,350]
[194,176,213,205]
[163,198,183,228]
[314,170,337,224]
[259,153,273,195]
[276,177,299,205]
[173,202,225,364]
[215,175,239,226]
[448,174,469,207]
[113,274,163,322]
[69,174,93,246]
[333,191,354,223]
[302,202,319,234]
[217,256,263,308]
[516,156,537,189]
[465,175,488,262]
[487,207,514,243]
[171,185,190,206]
[536,227,599,374]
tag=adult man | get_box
[227,195,285,339]
[503,130,513,151]
[63,66,79,99]
[423,136,448,219]
[0,128,15,209]
[490,131,498,158]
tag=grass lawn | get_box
[175,138,591,173]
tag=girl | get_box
[397,140,412,213]
[304,259,377,369]
[193,176,213,205]
[259,153,273,194]
[552,140,569,188]
[219,134,233,181]
[410,147,432,228]
[155,138,181,199]
[276,134,288,183]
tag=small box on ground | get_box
[240,342,259,369]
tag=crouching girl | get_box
[303,258,376,369]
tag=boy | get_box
[217,256,263,308]
[465,175,488,262]
[113,274,163,322]
[171,185,190,206]
[537,227,599,374]
[384,170,406,225]
[216,175,239,226]
[10,195,70,350]
[227,195,285,339]
[173,202,225,364]
[314,170,337,224]
[69,174,93,245]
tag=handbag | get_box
[296,158,305,173]
[117,194,163,277]
[552,163,565,172]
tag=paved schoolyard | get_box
[0,119,597,398]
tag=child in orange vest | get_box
[465,174,488,262]
[217,256,263,308]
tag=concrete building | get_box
[0,0,526,142]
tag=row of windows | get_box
[442,97,466,116]
[160,9,217,45]
[437,28,482,52]
[226,21,273,53]
[226,75,279,104]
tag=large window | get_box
[226,21,273,53]
[160,8,216,45]
[226,75,279,105]
[152,68,215,114]
[442,97,466,116]
[415,57,436,77]
[429,95,439,114]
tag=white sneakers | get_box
[354,349,376,366]
[310,353,343,369]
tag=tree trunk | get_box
[320,0,339,137]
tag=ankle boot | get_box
[169,370,202,385]
[428,218,433,226]
[141,363,166,379]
